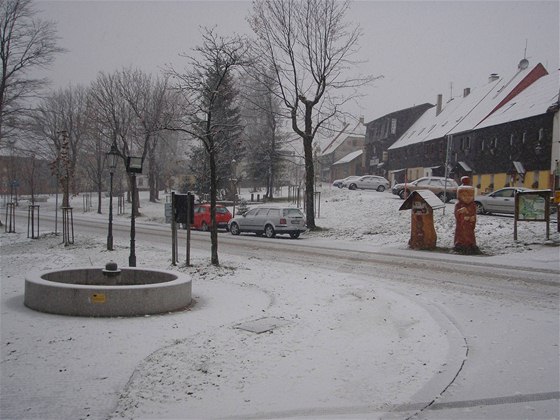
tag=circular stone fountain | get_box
[24,263,192,317]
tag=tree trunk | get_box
[126,174,140,217]
[209,147,219,266]
[149,152,158,203]
[303,136,315,229]
[97,182,102,214]
[303,104,316,229]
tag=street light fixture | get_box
[126,156,143,267]
[106,144,119,251]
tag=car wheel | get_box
[229,222,240,235]
[475,202,486,215]
[348,183,357,190]
[264,224,276,238]
[377,185,385,192]
[201,221,209,231]
[398,190,407,199]
[289,232,300,239]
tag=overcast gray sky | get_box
[35,0,559,122]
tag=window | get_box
[494,189,514,198]
[390,118,397,134]
[480,139,485,151]
[461,137,471,151]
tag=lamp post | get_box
[127,156,143,267]
[106,144,119,251]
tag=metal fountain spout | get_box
[102,261,121,278]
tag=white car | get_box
[340,176,365,188]
[334,176,361,188]
[474,187,532,214]
[228,207,307,239]
[347,175,390,192]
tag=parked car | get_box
[333,175,361,188]
[228,206,306,239]
[340,175,367,188]
[347,175,390,192]
[191,203,232,231]
[392,176,459,202]
[474,187,533,215]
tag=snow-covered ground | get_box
[1,186,558,419]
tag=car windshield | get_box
[283,209,304,217]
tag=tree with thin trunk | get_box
[117,69,172,203]
[89,70,139,215]
[0,0,64,146]
[248,0,376,229]
[239,72,286,199]
[166,28,249,266]
[28,85,90,207]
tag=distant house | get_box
[386,60,559,192]
[330,149,363,181]
[363,103,433,178]
[317,118,366,182]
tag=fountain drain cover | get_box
[234,317,290,334]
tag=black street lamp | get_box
[126,156,143,267]
[106,144,119,251]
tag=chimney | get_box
[436,94,443,116]
[359,115,364,125]
[463,87,471,97]
[489,73,499,83]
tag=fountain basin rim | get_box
[25,267,192,317]
[28,267,186,290]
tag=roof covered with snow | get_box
[475,70,559,129]
[319,119,366,156]
[332,149,363,165]
[389,62,557,150]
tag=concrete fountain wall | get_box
[24,265,192,317]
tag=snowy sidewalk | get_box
[2,232,464,420]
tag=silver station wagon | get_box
[228,207,307,239]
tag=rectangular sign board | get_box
[514,189,551,240]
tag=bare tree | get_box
[248,0,376,229]
[118,69,171,203]
[239,72,286,199]
[89,68,172,216]
[0,0,64,146]
[28,85,90,207]
[89,70,139,214]
[166,28,249,266]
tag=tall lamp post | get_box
[106,144,119,251]
[127,156,143,267]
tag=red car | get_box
[191,204,232,231]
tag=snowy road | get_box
[3,210,559,419]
